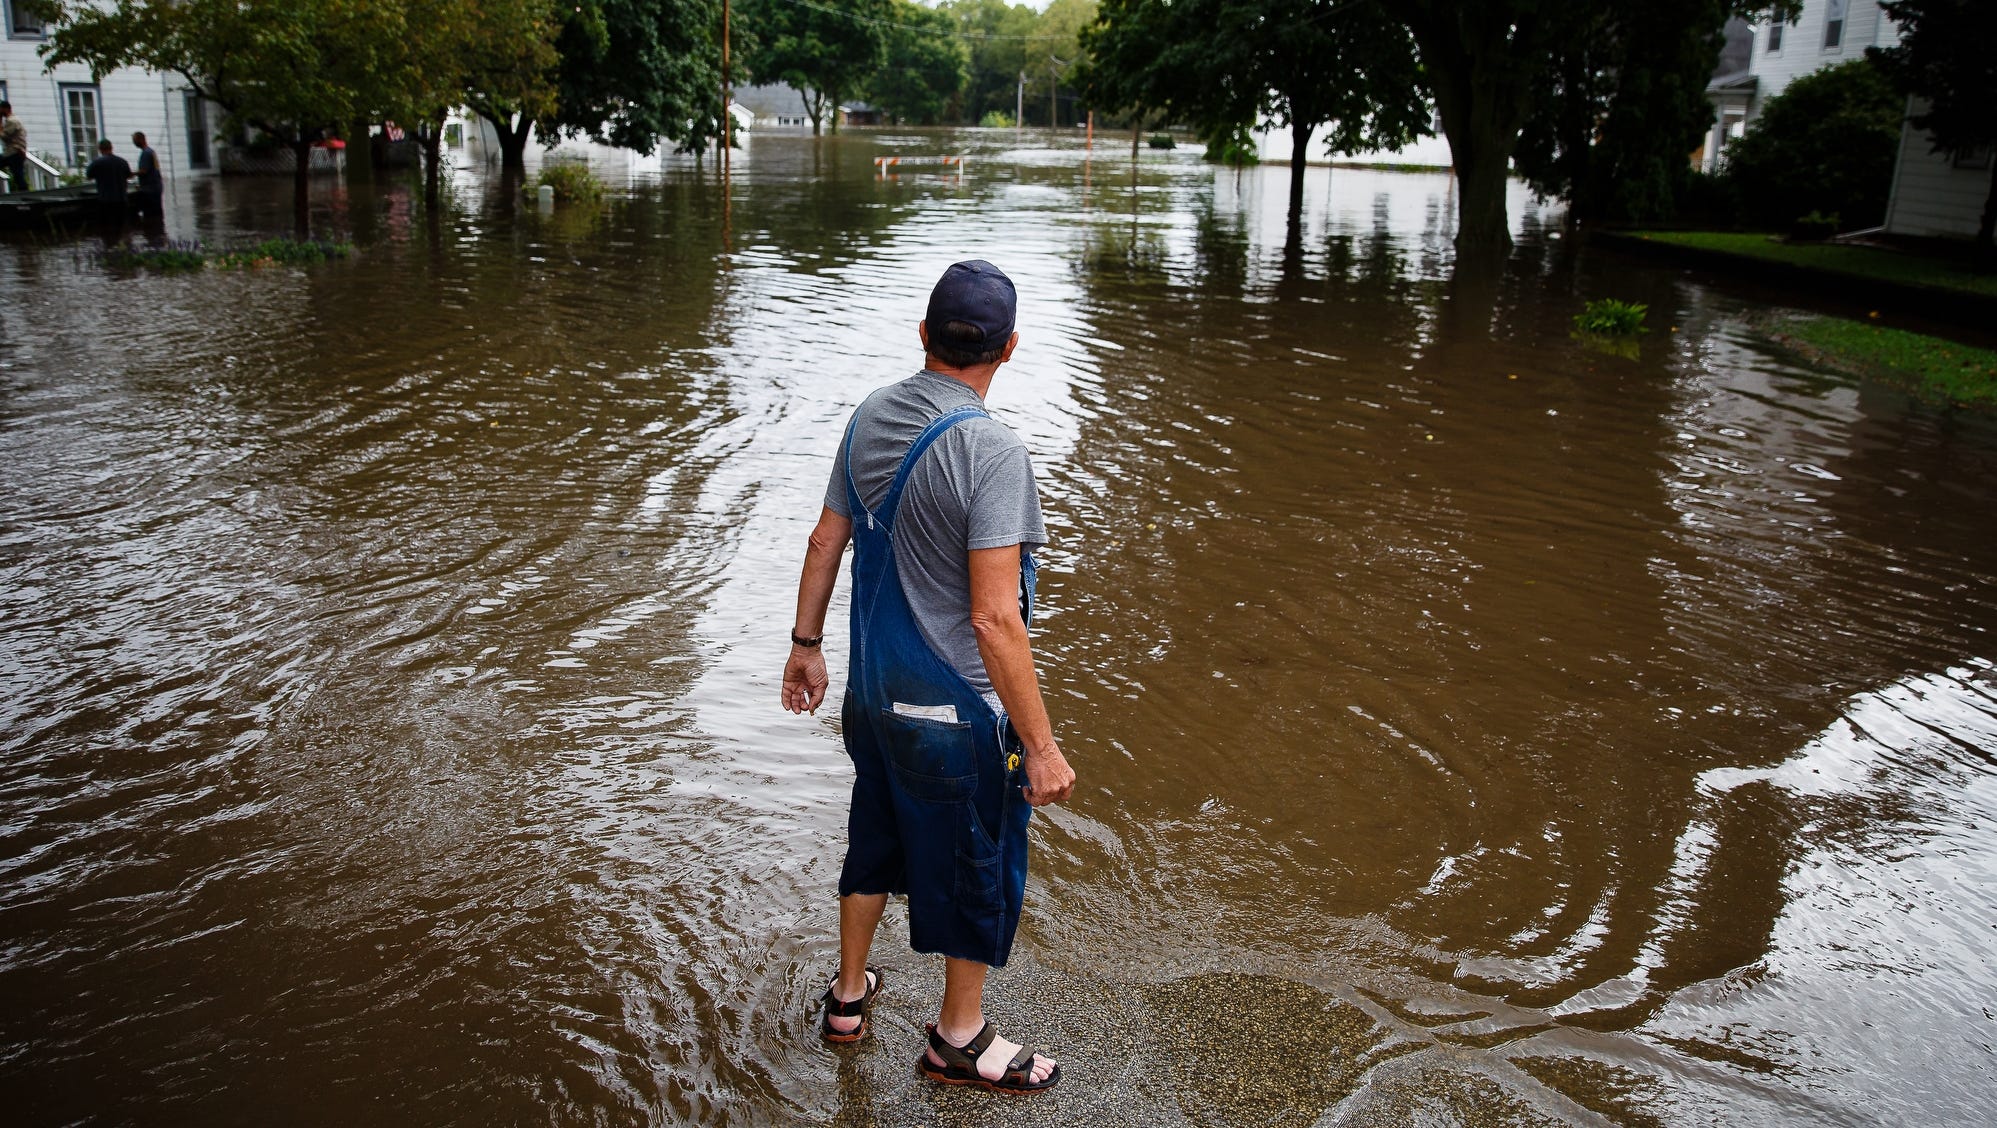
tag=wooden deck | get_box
[0,185,107,229]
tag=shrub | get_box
[1789,211,1840,241]
[1146,133,1176,150]
[1722,59,1902,230]
[214,238,353,269]
[1202,124,1259,167]
[1573,298,1649,336]
[532,162,605,205]
[95,240,208,272]
[978,110,1014,129]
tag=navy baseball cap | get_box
[925,260,1016,349]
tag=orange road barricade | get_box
[873,155,968,178]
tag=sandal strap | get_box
[1005,1043,1038,1075]
[822,969,878,1017]
[927,1021,998,1067]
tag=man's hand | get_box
[1021,741,1075,807]
[781,644,829,714]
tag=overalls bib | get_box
[837,405,1039,967]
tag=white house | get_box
[2,1,218,186]
[1881,100,1990,240]
[1700,0,1901,174]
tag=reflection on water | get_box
[3,131,1995,1125]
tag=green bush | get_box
[1146,133,1176,150]
[1573,298,1649,336]
[978,110,1014,129]
[532,162,605,205]
[214,238,353,269]
[1722,59,1902,230]
[1790,211,1840,241]
[1201,124,1259,167]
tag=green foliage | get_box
[532,162,607,204]
[941,0,1041,125]
[979,110,1015,129]
[864,1,968,125]
[741,0,890,135]
[1790,211,1840,241]
[1870,0,1997,252]
[546,0,723,155]
[1081,0,1427,164]
[1146,133,1175,150]
[1773,315,1997,407]
[1514,1,1756,222]
[1573,299,1649,336]
[1722,59,1903,230]
[1202,124,1259,166]
[90,238,353,272]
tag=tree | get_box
[865,1,969,125]
[741,0,891,136]
[1027,0,1096,128]
[1722,58,1904,231]
[1870,0,1997,258]
[457,0,563,173]
[1081,0,1428,223]
[45,0,404,220]
[1514,3,1797,224]
[544,0,726,155]
[941,0,1038,126]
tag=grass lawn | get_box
[1767,315,1997,408]
[1632,231,1997,300]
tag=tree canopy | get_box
[740,0,891,135]
[1722,58,1906,231]
[864,1,970,126]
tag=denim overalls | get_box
[836,405,1038,967]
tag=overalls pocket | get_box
[880,710,977,802]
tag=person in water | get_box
[781,259,1075,1093]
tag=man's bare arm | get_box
[969,544,1075,807]
[782,507,852,714]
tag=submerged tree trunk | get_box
[419,110,447,203]
[1288,118,1315,231]
[829,86,842,135]
[345,117,373,189]
[290,136,313,233]
[1403,2,1541,252]
[473,107,532,172]
[1978,159,1996,269]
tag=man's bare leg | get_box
[826,893,887,1036]
[928,956,1057,1083]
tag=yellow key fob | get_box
[1007,752,1021,773]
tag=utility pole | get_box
[1016,71,1024,134]
[1048,55,1071,132]
[721,0,731,178]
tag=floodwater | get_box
[3,129,1995,1126]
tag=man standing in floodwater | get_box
[130,132,162,222]
[781,260,1075,1093]
[85,139,131,222]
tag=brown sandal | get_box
[819,967,882,1044]
[917,1022,1060,1093]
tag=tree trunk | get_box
[291,136,313,233]
[829,86,842,135]
[805,88,824,137]
[1288,119,1314,232]
[346,117,373,188]
[1977,157,1996,270]
[474,106,531,172]
[1402,2,1539,252]
[420,112,445,204]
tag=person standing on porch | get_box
[0,102,28,193]
[780,260,1075,1093]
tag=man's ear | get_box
[998,331,1019,363]
[918,320,930,350]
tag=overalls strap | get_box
[848,405,988,533]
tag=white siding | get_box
[1,35,217,179]
[1741,0,1902,121]
[1884,103,1989,239]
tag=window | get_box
[1954,146,1994,171]
[8,1,50,38]
[1823,0,1846,50]
[1767,22,1783,52]
[184,92,210,168]
[61,84,101,165]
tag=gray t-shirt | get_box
[825,369,1046,695]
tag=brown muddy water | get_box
[3,130,1995,1126]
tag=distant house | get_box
[731,84,814,130]
[1700,0,1901,174]
[1,2,219,185]
[1882,101,1990,240]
